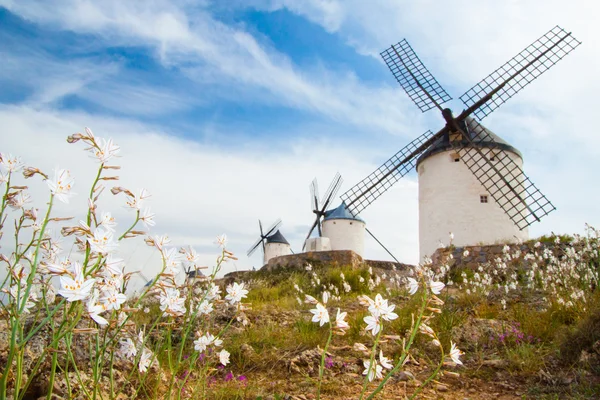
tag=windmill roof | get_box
[266,230,290,245]
[323,202,365,223]
[416,116,522,167]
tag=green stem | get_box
[360,326,383,400]
[316,324,333,400]
[118,210,140,241]
[365,287,429,400]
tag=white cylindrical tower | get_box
[322,202,366,257]
[264,230,292,264]
[417,117,528,260]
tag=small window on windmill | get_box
[450,152,460,163]
[480,195,488,203]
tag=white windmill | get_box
[247,219,292,265]
[339,26,581,260]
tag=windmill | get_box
[339,26,581,259]
[302,172,343,250]
[247,218,291,265]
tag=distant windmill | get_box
[302,173,343,250]
[247,219,291,265]
[340,26,581,259]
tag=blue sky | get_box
[1,0,599,281]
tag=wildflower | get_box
[197,300,213,315]
[162,247,182,275]
[8,191,31,210]
[310,303,330,326]
[46,168,75,203]
[364,315,381,335]
[419,323,435,338]
[139,207,155,229]
[99,211,117,232]
[99,288,127,311]
[463,249,470,257]
[379,350,393,370]
[91,137,120,163]
[322,291,329,304]
[219,349,230,366]
[159,288,186,316]
[119,338,137,358]
[362,359,383,382]
[125,189,150,210]
[215,234,227,248]
[429,280,445,295]
[449,342,464,365]
[225,282,248,305]
[206,283,221,300]
[139,348,153,373]
[357,294,374,307]
[87,294,108,325]
[334,308,349,331]
[353,343,369,353]
[58,263,95,302]
[88,227,118,254]
[305,263,313,272]
[432,339,441,347]
[407,277,419,295]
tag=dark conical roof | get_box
[266,229,290,245]
[416,116,522,167]
[323,202,365,223]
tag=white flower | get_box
[197,300,213,315]
[407,277,419,295]
[305,263,312,272]
[194,335,210,352]
[92,137,120,163]
[419,323,435,338]
[88,227,118,254]
[140,207,156,229]
[225,282,248,305]
[58,263,95,302]
[362,359,383,382]
[162,247,182,275]
[159,288,186,316]
[463,249,470,257]
[0,153,23,172]
[334,308,349,331]
[125,189,150,210]
[99,212,117,232]
[46,169,75,203]
[87,297,108,326]
[8,191,31,210]
[322,291,329,305]
[119,338,137,359]
[429,280,445,295]
[379,350,393,370]
[103,255,124,277]
[139,348,153,373]
[304,294,318,305]
[310,303,330,326]
[219,349,230,366]
[449,342,464,365]
[215,234,227,248]
[206,283,221,300]
[99,288,127,311]
[363,315,381,336]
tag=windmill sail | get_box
[451,119,555,229]
[247,218,282,257]
[340,129,436,216]
[303,173,343,248]
[381,39,452,112]
[460,26,581,121]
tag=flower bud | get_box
[67,133,84,143]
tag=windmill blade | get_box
[459,26,581,121]
[259,219,265,253]
[453,119,555,229]
[263,218,282,238]
[321,172,343,210]
[341,129,437,216]
[247,236,264,257]
[310,178,320,211]
[381,39,452,113]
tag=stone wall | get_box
[431,241,552,269]
[261,250,414,274]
